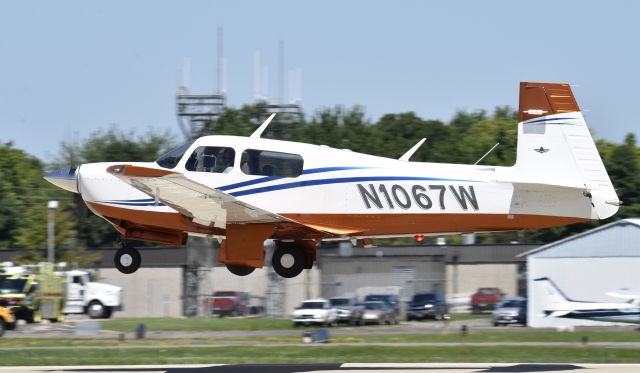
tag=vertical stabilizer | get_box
[533,277,573,310]
[512,82,620,219]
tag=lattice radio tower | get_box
[176,27,226,141]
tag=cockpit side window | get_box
[156,141,195,169]
[240,149,303,177]
[185,147,236,173]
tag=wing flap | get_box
[108,165,291,229]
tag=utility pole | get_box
[47,200,58,263]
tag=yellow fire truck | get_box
[0,304,16,336]
[0,263,65,323]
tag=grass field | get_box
[100,317,294,332]
[3,345,640,365]
[99,314,489,332]
[5,317,637,366]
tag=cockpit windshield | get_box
[156,141,194,169]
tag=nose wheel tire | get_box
[114,246,141,274]
[225,264,255,276]
[272,245,305,278]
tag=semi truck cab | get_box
[63,270,123,319]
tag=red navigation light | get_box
[414,234,425,243]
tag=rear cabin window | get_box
[185,147,236,173]
[240,149,303,177]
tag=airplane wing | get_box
[606,289,640,301]
[106,165,345,236]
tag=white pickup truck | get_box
[292,299,338,327]
[63,270,123,319]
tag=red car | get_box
[471,287,504,314]
[207,291,249,317]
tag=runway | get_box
[3,363,640,373]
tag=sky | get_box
[1,1,639,161]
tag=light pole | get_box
[47,200,58,263]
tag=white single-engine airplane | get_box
[536,278,640,325]
[45,82,620,278]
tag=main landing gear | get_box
[114,243,141,274]
[222,241,315,279]
[272,244,306,278]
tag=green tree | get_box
[458,117,517,166]
[0,142,61,248]
[55,127,176,249]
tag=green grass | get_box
[100,317,293,332]
[3,346,640,366]
[337,330,640,343]
[99,314,487,332]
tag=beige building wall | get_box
[98,267,183,318]
[446,263,518,301]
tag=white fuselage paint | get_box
[76,131,601,239]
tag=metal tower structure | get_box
[252,40,304,140]
[176,27,227,141]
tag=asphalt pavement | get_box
[4,316,514,339]
[3,363,640,373]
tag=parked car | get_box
[361,301,396,325]
[329,296,364,325]
[363,293,400,324]
[292,299,338,327]
[492,296,527,326]
[208,291,249,317]
[406,291,449,320]
[471,287,505,314]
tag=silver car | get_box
[361,301,394,325]
[492,296,527,326]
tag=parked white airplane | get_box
[45,82,620,278]
[536,277,640,325]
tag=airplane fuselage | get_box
[76,135,592,241]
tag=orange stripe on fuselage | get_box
[86,201,588,239]
[85,201,225,236]
[281,213,588,236]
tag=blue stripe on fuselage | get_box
[216,166,372,191]
[229,176,480,197]
[563,310,640,318]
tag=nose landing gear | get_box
[114,244,141,274]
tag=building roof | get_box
[519,218,640,258]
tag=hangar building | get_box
[521,218,640,328]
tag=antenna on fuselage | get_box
[250,113,277,138]
[399,138,427,161]
[474,142,500,165]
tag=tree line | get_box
[1,103,638,262]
